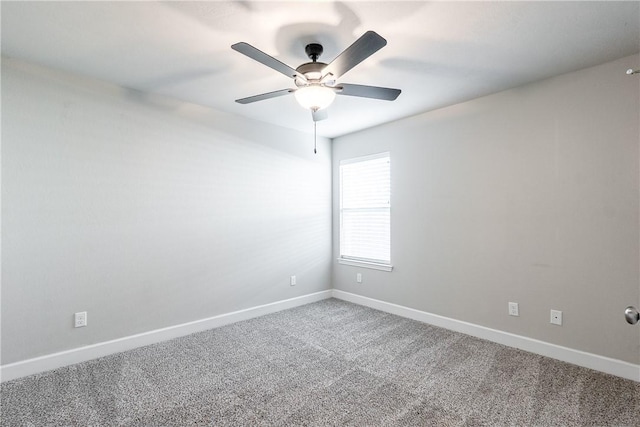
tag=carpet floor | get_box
[1,298,639,426]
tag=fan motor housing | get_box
[296,62,327,75]
[295,62,327,86]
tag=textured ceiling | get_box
[2,1,639,138]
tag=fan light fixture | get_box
[232,31,402,153]
[294,85,336,111]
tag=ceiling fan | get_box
[231,31,401,122]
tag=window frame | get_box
[338,152,393,272]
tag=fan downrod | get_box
[305,43,323,62]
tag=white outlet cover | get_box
[356,273,362,283]
[290,275,296,286]
[550,309,563,325]
[74,311,87,328]
[508,302,519,316]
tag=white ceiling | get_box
[2,1,639,138]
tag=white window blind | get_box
[339,153,390,267]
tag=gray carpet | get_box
[1,298,639,426]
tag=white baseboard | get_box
[1,290,333,382]
[332,290,640,382]
[4,289,638,383]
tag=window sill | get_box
[337,258,393,272]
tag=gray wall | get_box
[332,54,640,364]
[1,58,332,364]
[3,53,639,368]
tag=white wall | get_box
[3,52,639,372]
[1,58,332,364]
[332,54,640,365]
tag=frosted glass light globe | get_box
[294,85,336,110]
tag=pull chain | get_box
[314,121,317,154]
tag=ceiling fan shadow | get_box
[121,65,227,111]
[162,1,253,32]
[274,1,361,61]
[122,87,188,112]
[136,66,229,92]
[379,57,510,81]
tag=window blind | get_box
[339,153,390,265]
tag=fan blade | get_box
[235,88,293,104]
[232,42,302,80]
[312,109,328,122]
[336,83,401,101]
[322,31,387,79]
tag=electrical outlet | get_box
[550,309,562,326]
[508,302,519,316]
[290,275,296,286]
[74,311,87,328]
[356,273,362,283]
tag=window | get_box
[339,152,392,271]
